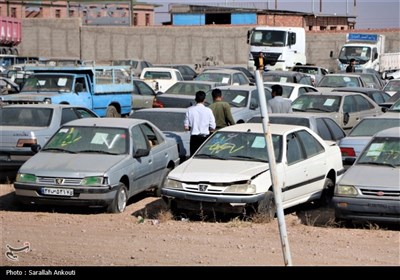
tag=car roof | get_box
[332,87,383,93]
[65,117,147,128]
[299,91,362,97]
[375,127,400,138]
[219,122,307,135]
[2,104,88,110]
[199,69,243,74]
[263,81,315,88]
[358,112,400,120]
[214,85,266,91]
[131,108,187,114]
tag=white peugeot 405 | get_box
[162,123,345,220]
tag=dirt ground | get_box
[0,184,399,267]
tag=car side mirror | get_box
[31,144,41,154]
[134,148,150,158]
[343,112,350,125]
[381,107,388,113]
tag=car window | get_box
[286,133,305,165]
[298,87,308,96]
[131,125,148,151]
[75,108,97,119]
[135,80,154,96]
[281,85,293,98]
[1,107,53,127]
[139,123,164,148]
[324,118,346,140]
[343,96,357,113]
[61,108,80,125]
[354,95,374,111]
[238,73,249,85]
[297,130,324,158]
[315,118,332,140]
[132,112,186,132]
[371,92,384,104]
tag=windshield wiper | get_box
[78,150,117,155]
[228,155,269,162]
[194,153,227,160]
[292,108,306,112]
[358,161,396,168]
[305,107,332,112]
[41,148,76,154]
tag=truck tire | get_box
[106,105,120,118]
[107,184,128,213]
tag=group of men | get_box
[184,73,293,156]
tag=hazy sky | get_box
[147,0,400,29]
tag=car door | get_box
[132,80,155,110]
[130,125,154,195]
[354,95,380,121]
[341,95,361,130]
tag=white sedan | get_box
[162,123,345,219]
[264,81,318,101]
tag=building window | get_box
[11,7,17,18]
[145,13,150,26]
[133,13,138,26]
[55,9,61,18]
[69,9,75,17]
[330,26,337,30]
[320,26,326,31]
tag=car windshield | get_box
[0,107,53,127]
[357,136,400,167]
[349,119,400,136]
[292,95,341,112]
[318,76,361,88]
[194,131,282,163]
[205,89,249,108]
[388,99,400,112]
[195,73,231,84]
[43,126,129,155]
[132,112,185,132]
[165,82,212,95]
[383,80,400,92]
[21,74,74,92]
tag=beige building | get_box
[0,0,155,26]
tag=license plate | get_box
[42,188,74,197]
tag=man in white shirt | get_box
[267,84,293,114]
[184,91,216,156]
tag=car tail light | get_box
[17,139,37,147]
[153,98,164,108]
[340,147,356,157]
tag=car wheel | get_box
[318,177,334,207]
[107,184,128,213]
[155,168,171,197]
[106,105,121,118]
[255,191,276,222]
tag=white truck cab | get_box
[140,67,184,93]
[247,26,306,71]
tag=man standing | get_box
[184,91,216,156]
[267,84,293,113]
[346,58,356,73]
[209,88,235,130]
[254,52,266,71]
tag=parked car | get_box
[155,81,217,108]
[382,78,400,96]
[291,92,383,131]
[333,127,400,225]
[339,113,400,164]
[248,113,346,143]
[162,123,344,218]
[131,108,189,161]
[387,98,400,112]
[291,65,328,85]
[0,104,98,177]
[379,91,400,109]
[263,70,313,85]
[131,78,158,110]
[140,67,184,92]
[13,118,180,213]
[203,66,255,83]
[204,85,273,123]
[112,59,153,77]
[195,69,250,86]
[264,81,318,101]
[155,64,197,81]
[332,87,391,105]
[317,74,367,92]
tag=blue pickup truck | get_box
[0,64,133,117]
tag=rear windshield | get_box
[349,119,400,136]
[132,112,186,132]
[0,107,53,127]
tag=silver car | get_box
[0,104,98,177]
[14,118,180,213]
[333,127,400,225]
[339,113,400,164]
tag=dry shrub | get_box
[157,209,174,223]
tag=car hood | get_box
[340,165,400,189]
[20,152,128,177]
[3,92,59,101]
[169,158,269,182]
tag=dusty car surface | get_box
[333,127,400,225]
[0,104,98,177]
[162,123,344,219]
[14,118,180,213]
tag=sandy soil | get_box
[1,184,399,267]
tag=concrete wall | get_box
[19,19,400,72]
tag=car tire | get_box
[155,168,171,197]
[106,105,121,118]
[107,184,128,213]
[318,177,334,207]
[255,191,276,222]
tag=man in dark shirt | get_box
[346,58,356,73]
[209,88,235,129]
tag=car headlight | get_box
[165,178,183,189]
[43,98,52,104]
[224,182,256,194]
[16,173,37,183]
[81,176,106,186]
[335,185,358,196]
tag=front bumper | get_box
[333,196,400,224]
[14,182,119,207]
